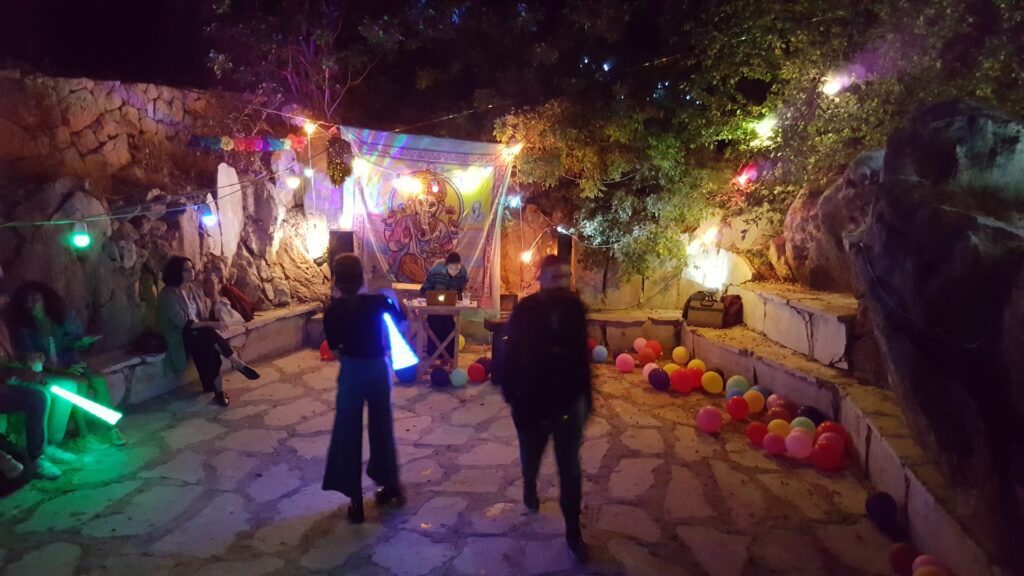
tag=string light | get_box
[285,175,301,189]
[70,222,91,249]
[750,114,778,147]
[199,204,218,227]
[303,167,315,178]
[520,249,534,263]
[502,142,524,160]
[506,195,522,209]
[303,121,316,135]
[733,164,759,187]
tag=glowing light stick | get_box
[383,313,418,370]
[50,384,123,425]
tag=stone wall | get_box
[0,71,330,351]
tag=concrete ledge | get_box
[684,323,996,576]
[727,282,857,369]
[91,303,322,406]
[586,309,681,355]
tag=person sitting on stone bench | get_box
[7,281,127,450]
[156,256,260,408]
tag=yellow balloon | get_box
[687,359,706,372]
[743,389,766,414]
[458,334,466,351]
[701,371,724,394]
[767,419,791,437]
[663,363,681,375]
[672,346,690,365]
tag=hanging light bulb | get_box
[303,121,316,135]
[70,222,91,249]
[285,175,302,189]
[199,204,218,227]
[507,195,523,209]
[520,250,534,263]
[303,167,315,178]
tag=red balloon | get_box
[765,406,793,423]
[816,431,847,455]
[811,440,845,471]
[467,363,487,383]
[644,340,663,358]
[587,338,597,352]
[726,397,750,421]
[763,433,787,455]
[746,422,768,446]
[816,421,846,439]
[670,369,691,394]
[636,347,657,365]
[889,543,918,576]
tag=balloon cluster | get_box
[187,134,308,152]
[743,396,847,471]
[430,356,493,388]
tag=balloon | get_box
[889,543,919,576]
[810,439,845,471]
[672,346,690,365]
[450,368,469,387]
[587,338,597,351]
[746,421,768,446]
[475,357,493,375]
[766,394,786,411]
[765,406,793,423]
[913,567,950,576]
[725,388,745,400]
[663,363,681,375]
[467,363,487,383]
[866,492,903,539]
[790,416,816,434]
[648,368,670,391]
[644,340,663,358]
[796,405,826,425]
[701,371,724,394]
[912,556,944,573]
[670,369,692,394]
[750,385,771,398]
[696,406,723,434]
[726,397,750,421]
[687,359,706,372]
[743,390,766,414]
[430,367,451,387]
[396,365,418,383]
[593,345,609,363]
[767,419,791,437]
[763,433,787,455]
[615,353,635,373]
[633,338,648,353]
[816,421,846,439]
[725,375,750,395]
[458,334,466,351]
[319,340,333,361]
[637,347,657,365]
[816,431,846,455]
[643,363,659,378]
[785,430,814,459]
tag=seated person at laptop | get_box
[419,252,468,366]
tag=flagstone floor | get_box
[0,346,893,576]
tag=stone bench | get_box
[585,309,682,354]
[94,303,322,406]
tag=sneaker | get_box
[109,428,128,446]
[43,445,78,464]
[0,450,24,479]
[230,357,260,380]
[214,391,231,407]
[34,455,61,480]
[347,499,365,524]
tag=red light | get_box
[733,164,758,187]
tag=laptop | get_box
[425,290,457,306]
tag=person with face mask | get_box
[156,256,260,407]
[419,252,468,366]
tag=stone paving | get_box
[0,346,894,575]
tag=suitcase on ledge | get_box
[683,291,725,328]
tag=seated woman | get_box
[8,281,126,449]
[156,257,259,407]
[419,252,468,366]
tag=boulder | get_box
[215,163,244,263]
[61,89,102,133]
[851,102,1024,568]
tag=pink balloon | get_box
[763,433,787,455]
[912,555,944,573]
[785,430,814,459]
[615,353,636,373]
[766,394,786,411]
[642,363,659,378]
[696,406,723,434]
[633,338,648,353]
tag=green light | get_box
[750,114,778,147]
[70,223,91,249]
[50,384,122,425]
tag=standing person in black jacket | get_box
[322,254,405,523]
[501,255,592,562]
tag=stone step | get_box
[726,281,858,370]
[682,323,993,576]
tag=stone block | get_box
[642,320,678,352]
[907,468,992,576]
[692,333,755,383]
[752,357,837,418]
[865,426,909,510]
[839,395,870,465]
[129,362,183,405]
[586,320,604,347]
[605,321,645,355]
[238,315,307,363]
[728,283,766,333]
[810,313,848,368]
[763,300,812,357]
[105,370,128,407]
[305,314,325,348]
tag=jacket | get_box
[156,283,211,374]
[419,263,468,296]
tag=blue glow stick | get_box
[383,313,419,370]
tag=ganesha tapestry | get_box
[340,127,513,309]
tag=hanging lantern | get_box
[327,137,354,186]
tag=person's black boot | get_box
[214,391,230,407]
[375,485,406,507]
[523,487,540,512]
[347,498,365,524]
[566,524,589,563]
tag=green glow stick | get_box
[49,384,123,425]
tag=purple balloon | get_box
[430,367,451,388]
[648,368,670,391]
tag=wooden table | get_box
[391,282,423,301]
[405,299,478,381]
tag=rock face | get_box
[850,102,1024,568]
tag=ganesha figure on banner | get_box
[383,170,463,282]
